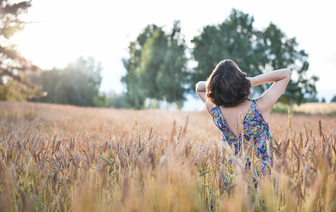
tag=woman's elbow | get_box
[286,68,292,78]
[195,82,199,92]
[195,82,199,89]
[195,81,205,92]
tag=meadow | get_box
[0,101,335,211]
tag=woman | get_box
[195,59,291,180]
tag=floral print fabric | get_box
[211,99,273,181]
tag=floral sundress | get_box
[211,99,273,186]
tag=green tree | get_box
[106,91,129,109]
[0,0,42,100]
[321,97,326,103]
[37,57,103,107]
[139,27,167,100]
[156,20,188,108]
[191,8,318,105]
[305,97,319,103]
[331,95,336,103]
[38,68,61,103]
[94,93,109,108]
[121,24,158,109]
[55,57,102,106]
[122,21,188,109]
[262,23,318,104]
[192,9,265,94]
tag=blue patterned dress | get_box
[211,99,273,186]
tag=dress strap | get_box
[211,106,221,118]
[248,97,257,102]
[210,106,217,112]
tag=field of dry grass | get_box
[0,101,335,211]
[292,102,336,115]
[275,102,336,116]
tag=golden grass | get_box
[275,102,336,116]
[292,102,336,115]
[0,101,336,211]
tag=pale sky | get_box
[12,0,336,110]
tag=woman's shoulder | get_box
[253,96,272,122]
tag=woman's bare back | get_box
[218,99,253,137]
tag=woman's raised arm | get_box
[195,81,215,115]
[248,68,291,120]
[247,68,291,87]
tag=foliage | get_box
[36,68,61,103]
[191,9,318,105]
[105,91,129,109]
[191,9,264,92]
[263,23,319,105]
[36,57,103,107]
[156,21,188,104]
[1,101,336,211]
[122,21,188,109]
[321,97,326,103]
[0,0,43,100]
[94,93,109,108]
[139,27,167,100]
[305,97,319,103]
[331,95,336,103]
[121,24,158,109]
[0,78,38,101]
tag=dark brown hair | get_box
[206,59,251,107]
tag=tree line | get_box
[0,1,125,108]
[2,2,335,108]
[122,9,320,109]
